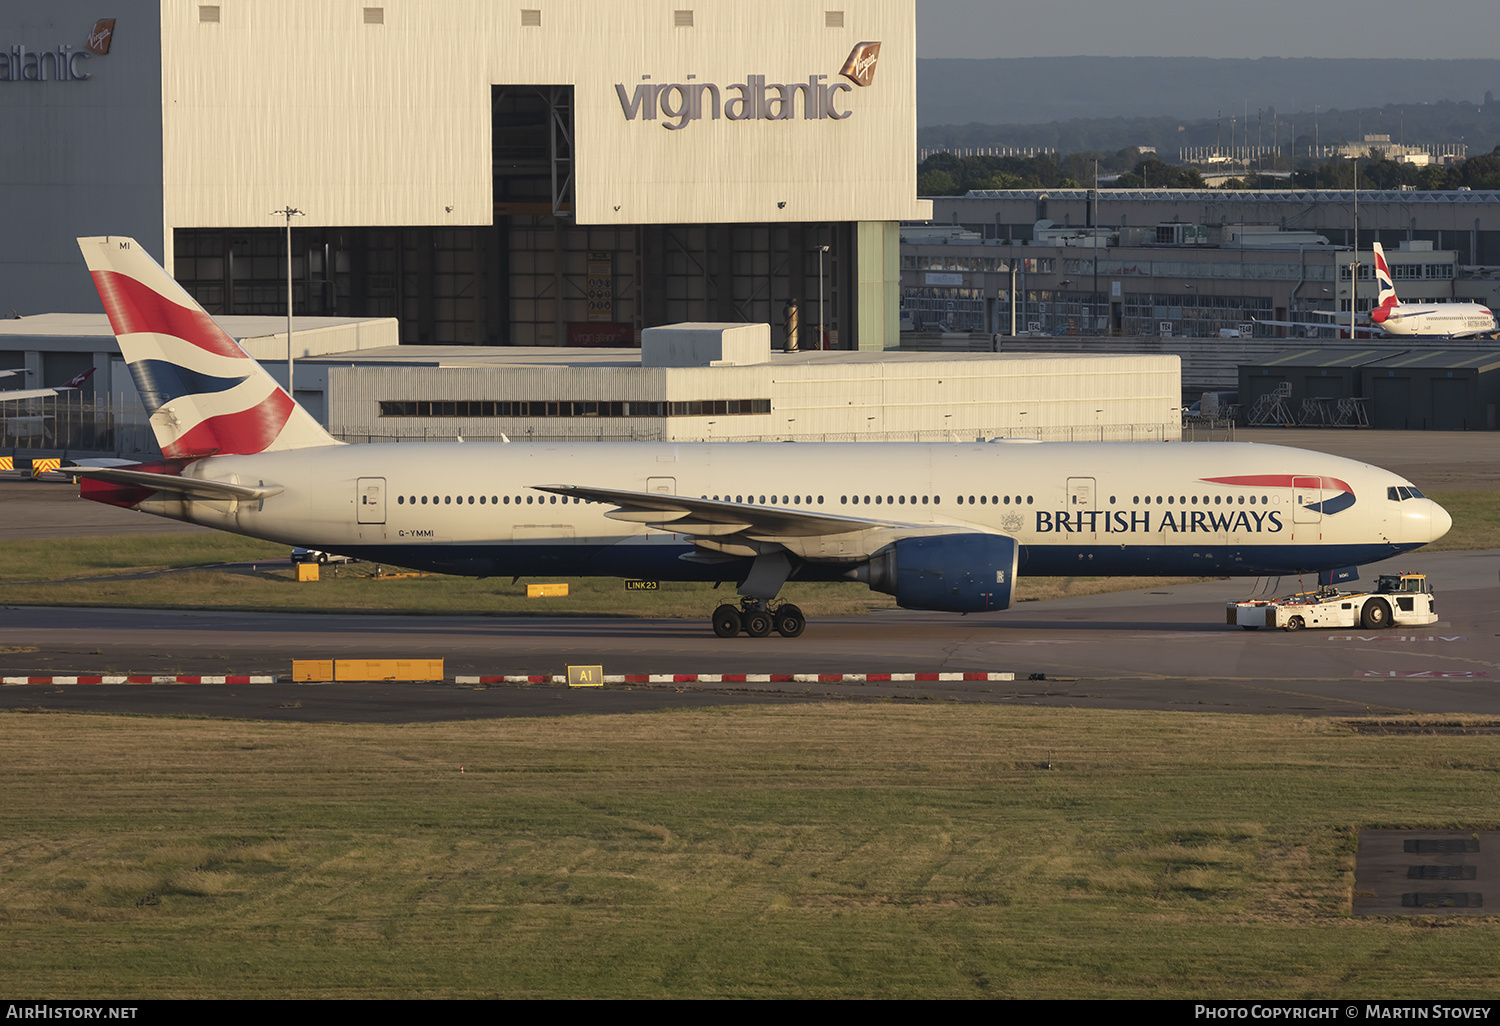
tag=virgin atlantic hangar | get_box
[1,0,926,351]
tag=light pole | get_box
[272,206,304,395]
[817,243,830,349]
[1008,259,1017,337]
[1350,159,1359,342]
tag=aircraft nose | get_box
[1428,498,1452,544]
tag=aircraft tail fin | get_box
[58,367,96,390]
[77,236,339,460]
[1371,241,1400,323]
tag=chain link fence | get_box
[333,422,1187,445]
[1,394,156,459]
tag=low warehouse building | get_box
[4,319,1181,456]
[1361,350,1500,431]
[1239,349,1403,427]
[320,323,1182,444]
[1239,347,1500,430]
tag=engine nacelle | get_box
[853,533,1018,612]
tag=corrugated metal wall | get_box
[327,353,1181,443]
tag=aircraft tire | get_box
[1361,599,1392,630]
[712,605,742,638]
[744,610,774,638]
[774,605,806,638]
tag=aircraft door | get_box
[357,477,386,524]
[647,476,677,495]
[1066,476,1098,540]
[1292,477,1321,525]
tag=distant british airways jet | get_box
[73,236,1450,637]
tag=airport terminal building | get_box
[2,0,924,351]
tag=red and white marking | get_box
[3,675,276,685]
[4,672,1015,685]
[454,671,1017,685]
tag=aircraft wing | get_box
[68,466,284,501]
[0,388,59,401]
[532,483,981,562]
[1251,315,1375,335]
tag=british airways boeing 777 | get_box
[73,236,1450,637]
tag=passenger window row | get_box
[395,494,586,506]
[706,495,824,505]
[1118,494,1273,506]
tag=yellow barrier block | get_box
[333,659,444,682]
[31,458,60,478]
[527,583,569,597]
[568,665,604,687]
[0,456,12,471]
[292,660,335,682]
[295,562,320,582]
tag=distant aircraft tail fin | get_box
[1371,241,1400,323]
[58,367,97,390]
[77,236,339,460]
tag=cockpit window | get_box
[1387,486,1425,501]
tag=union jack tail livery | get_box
[77,236,338,461]
[1370,242,1400,323]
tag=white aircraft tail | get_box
[1371,242,1401,323]
[77,236,339,461]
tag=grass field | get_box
[2,705,1497,998]
[0,532,1212,615]
[1419,490,1500,552]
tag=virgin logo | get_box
[839,42,880,87]
[87,19,115,56]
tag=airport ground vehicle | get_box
[291,548,352,565]
[1229,572,1437,631]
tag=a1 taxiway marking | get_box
[1328,635,1466,642]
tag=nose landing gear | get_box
[710,598,806,638]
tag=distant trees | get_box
[918,143,1500,196]
[916,148,1159,194]
[1286,147,1500,191]
[1112,157,1206,189]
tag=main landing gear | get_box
[711,598,806,639]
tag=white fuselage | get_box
[127,440,1449,582]
[1378,303,1496,337]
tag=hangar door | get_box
[1371,377,1411,430]
[1431,378,1469,430]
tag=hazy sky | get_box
[917,0,1500,60]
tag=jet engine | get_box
[851,533,1018,612]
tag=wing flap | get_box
[534,483,899,539]
[531,482,1003,563]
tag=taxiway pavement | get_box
[4,549,1495,721]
